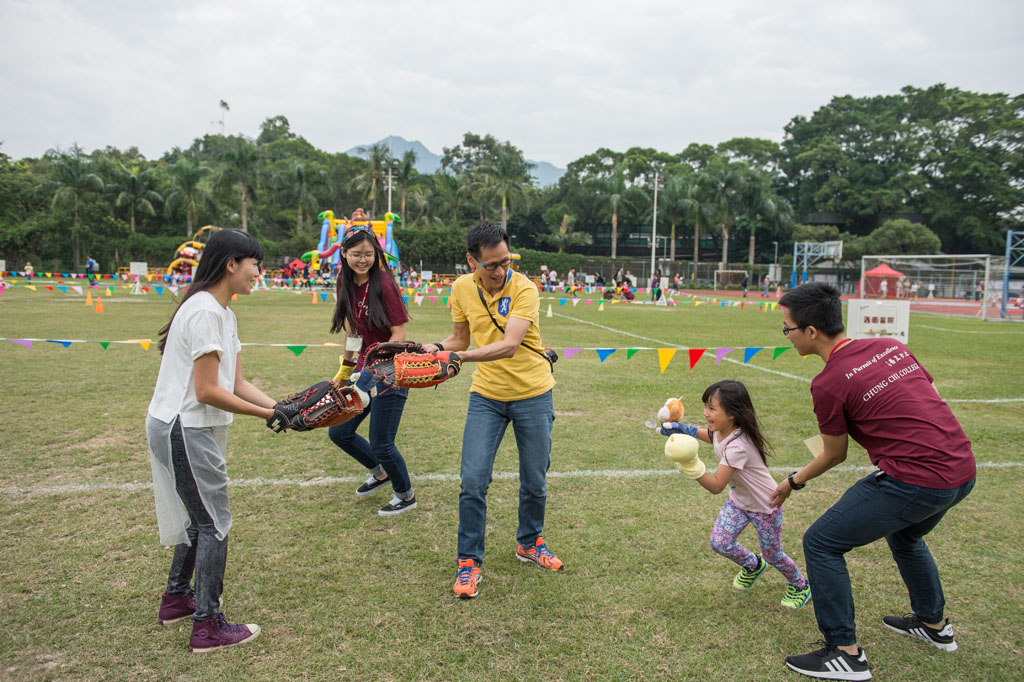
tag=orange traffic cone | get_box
[311,291,317,304]
[96,297,104,313]
[86,291,93,306]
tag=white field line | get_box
[2,461,1021,497]
[917,324,1024,334]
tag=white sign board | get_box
[129,261,149,277]
[847,299,911,342]
[420,270,433,281]
[0,260,6,273]
[585,275,595,284]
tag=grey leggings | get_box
[164,418,227,621]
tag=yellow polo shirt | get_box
[451,270,556,402]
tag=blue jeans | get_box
[803,470,975,646]
[328,387,412,497]
[457,390,555,563]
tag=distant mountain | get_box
[344,135,565,187]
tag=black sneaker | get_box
[355,474,389,497]
[785,641,871,680]
[378,495,417,516]
[882,614,957,652]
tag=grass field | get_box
[1,284,1023,681]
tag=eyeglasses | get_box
[475,257,512,272]
[782,324,806,336]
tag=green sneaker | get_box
[781,583,812,609]
[732,555,766,590]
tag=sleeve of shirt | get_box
[381,281,409,326]
[908,349,934,383]
[451,280,468,323]
[811,382,848,436]
[185,309,226,361]
[508,279,540,324]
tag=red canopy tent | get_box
[861,263,904,298]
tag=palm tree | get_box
[586,165,648,259]
[110,162,162,233]
[658,173,698,262]
[395,149,419,226]
[165,158,215,237]
[216,138,262,232]
[351,141,389,218]
[693,160,755,268]
[536,213,593,253]
[476,148,533,231]
[742,174,794,267]
[37,145,103,269]
[275,161,327,235]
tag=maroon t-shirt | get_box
[347,279,409,371]
[811,338,975,489]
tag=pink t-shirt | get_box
[811,338,975,489]
[713,429,777,514]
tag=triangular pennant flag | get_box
[584,299,591,306]
[429,296,436,302]
[715,347,734,365]
[58,285,67,293]
[694,300,701,307]
[98,342,110,350]
[598,302,604,311]
[138,341,150,350]
[285,345,308,356]
[9,339,32,349]
[26,285,36,291]
[415,295,424,306]
[743,347,763,363]
[721,300,726,308]
[546,304,553,317]
[770,302,778,311]
[626,348,641,359]
[657,348,677,374]
[572,299,580,307]
[772,346,791,360]
[46,339,72,348]
[688,348,706,369]
[170,286,179,296]
[44,285,53,291]
[403,295,409,304]
[562,348,584,360]
[319,293,329,303]
[155,286,164,296]
[559,298,567,306]
[595,348,616,362]
[72,285,82,295]
[107,287,113,296]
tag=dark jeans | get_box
[166,419,227,621]
[457,390,554,563]
[803,470,975,646]
[328,387,411,497]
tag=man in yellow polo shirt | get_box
[425,222,563,599]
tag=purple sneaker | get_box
[189,613,261,653]
[157,590,196,626]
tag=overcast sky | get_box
[2,0,1022,168]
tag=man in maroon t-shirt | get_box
[770,283,976,681]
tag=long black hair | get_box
[701,380,772,464]
[157,229,264,354]
[330,228,402,334]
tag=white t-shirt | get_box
[148,291,241,427]
[713,428,778,514]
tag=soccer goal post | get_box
[713,270,748,291]
[860,254,995,321]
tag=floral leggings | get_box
[709,497,807,588]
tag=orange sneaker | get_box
[516,537,564,571]
[453,558,481,599]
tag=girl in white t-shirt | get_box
[146,229,278,653]
[660,380,810,609]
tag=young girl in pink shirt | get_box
[661,379,810,608]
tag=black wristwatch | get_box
[787,472,806,490]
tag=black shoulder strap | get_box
[475,284,554,371]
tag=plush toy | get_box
[657,396,685,423]
[664,434,705,479]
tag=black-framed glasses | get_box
[782,324,806,336]
[475,257,512,272]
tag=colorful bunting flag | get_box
[562,348,583,360]
[286,345,307,356]
[743,347,763,363]
[657,348,677,374]
[688,348,706,369]
[715,347,734,365]
[595,348,616,362]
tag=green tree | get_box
[477,147,534,231]
[351,141,389,218]
[109,162,162,233]
[395,149,421,226]
[274,161,327,236]
[216,138,262,233]
[37,145,104,268]
[165,158,215,237]
[658,171,698,262]
[537,204,593,253]
[586,165,649,258]
[693,159,757,268]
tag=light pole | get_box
[649,171,664,285]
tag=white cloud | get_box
[1,0,1022,166]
